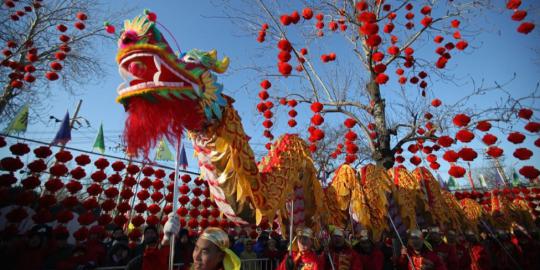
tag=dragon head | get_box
[116,12,230,156]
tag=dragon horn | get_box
[208,49,217,59]
[206,49,229,73]
[213,56,230,74]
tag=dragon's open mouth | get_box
[116,51,198,102]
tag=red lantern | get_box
[94,158,109,169]
[476,121,492,132]
[507,132,526,144]
[455,129,475,143]
[453,114,471,127]
[518,108,533,120]
[513,148,533,160]
[458,147,478,161]
[448,165,466,178]
[486,146,504,158]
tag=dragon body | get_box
[114,13,534,236]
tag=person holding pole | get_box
[397,229,446,270]
[353,229,384,270]
[325,226,362,270]
[277,227,326,270]
[126,213,181,270]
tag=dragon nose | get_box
[121,31,139,45]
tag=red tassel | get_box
[124,96,203,157]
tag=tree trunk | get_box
[366,78,395,169]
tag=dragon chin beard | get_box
[123,95,203,158]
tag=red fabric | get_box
[432,243,459,270]
[142,245,170,270]
[467,243,491,270]
[518,240,540,270]
[277,251,326,270]
[358,248,384,270]
[325,247,363,270]
[15,249,47,270]
[85,239,107,265]
[397,248,447,270]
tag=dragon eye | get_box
[183,55,199,63]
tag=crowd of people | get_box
[1,214,540,270]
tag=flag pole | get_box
[169,139,181,270]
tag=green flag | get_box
[447,176,457,190]
[93,123,105,154]
[156,139,173,161]
[512,169,520,187]
[4,104,29,134]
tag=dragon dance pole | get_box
[289,199,294,256]
[168,139,182,270]
[387,213,416,270]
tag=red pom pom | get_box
[375,73,389,84]
[146,12,157,22]
[430,162,440,170]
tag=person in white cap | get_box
[277,227,325,270]
[397,229,446,270]
[325,226,362,270]
[353,229,383,270]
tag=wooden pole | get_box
[169,139,181,270]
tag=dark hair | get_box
[143,226,158,234]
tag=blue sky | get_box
[3,0,539,187]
